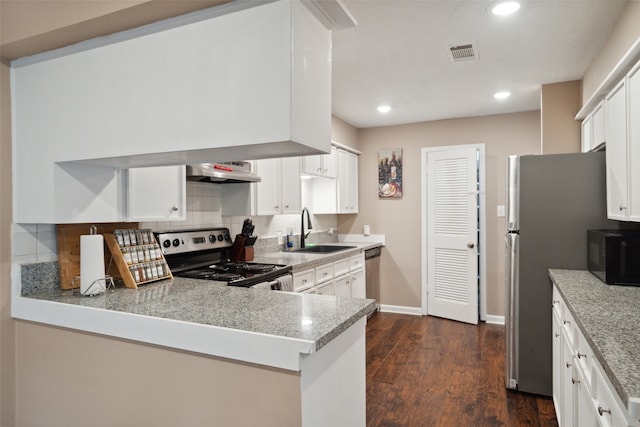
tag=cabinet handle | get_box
[171,206,179,212]
[577,352,587,359]
[274,205,279,209]
[597,406,611,416]
[563,320,570,325]
[284,204,289,209]
[553,299,560,304]
[571,377,580,385]
[566,362,572,368]
[619,205,627,211]
[554,333,560,338]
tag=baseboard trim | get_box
[485,315,505,325]
[379,304,422,316]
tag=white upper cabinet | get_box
[337,149,359,214]
[581,115,592,153]
[255,157,301,215]
[11,0,332,223]
[605,59,640,222]
[592,101,605,149]
[127,166,186,222]
[301,146,337,178]
[627,61,640,222]
[605,79,628,220]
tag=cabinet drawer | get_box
[552,286,562,321]
[293,269,314,292]
[315,263,333,284]
[334,259,349,276]
[349,253,364,271]
[574,326,595,393]
[560,305,575,347]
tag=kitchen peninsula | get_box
[13,244,377,426]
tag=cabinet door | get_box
[552,308,564,424]
[576,366,597,427]
[592,101,605,149]
[316,281,335,296]
[337,149,349,213]
[127,165,185,221]
[561,339,576,427]
[255,158,282,215]
[334,275,350,297]
[605,79,628,220]
[281,156,301,214]
[350,269,365,299]
[627,62,640,221]
[323,146,337,178]
[347,151,359,213]
[582,115,593,153]
[302,155,323,176]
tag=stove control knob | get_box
[209,234,215,243]
[217,234,224,242]
[163,239,171,248]
[172,238,180,247]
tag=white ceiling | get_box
[331,0,628,128]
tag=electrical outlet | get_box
[497,205,505,217]
[363,225,371,236]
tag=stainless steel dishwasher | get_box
[364,246,381,311]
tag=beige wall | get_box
[581,1,640,106]
[16,321,301,426]
[541,80,581,154]
[331,116,359,150]
[339,111,541,315]
[0,62,15,426]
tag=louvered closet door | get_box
[427,148,478,324]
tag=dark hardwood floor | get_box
[366,312,558,427]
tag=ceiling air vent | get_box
[447,43,478,63]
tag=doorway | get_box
[421,144,486,323]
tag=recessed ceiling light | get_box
[492,1,520,16]
[494,91,511,100]
[377,105,391,113]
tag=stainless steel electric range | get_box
[155,228,291,289]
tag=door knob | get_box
[467,242,475,249]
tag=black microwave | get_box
[588,229,640,285]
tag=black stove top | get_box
[174,262,291,287]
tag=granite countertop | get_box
[23,276,376,353]
[254,242,382,272]
[16,242,381,370]
[548,269,640,414]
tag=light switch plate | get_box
[497,205,505,217]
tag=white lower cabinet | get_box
[293,268,314,292]
[315,281,335,296]
[552,283,639,427]
[293,251,366,297]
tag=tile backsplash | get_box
[12,181,338,263]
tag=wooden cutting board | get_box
[56,223,139,289]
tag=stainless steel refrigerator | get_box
[505,151,616,396]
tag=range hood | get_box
[186,162,261,183]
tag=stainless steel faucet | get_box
[301,207,313,248]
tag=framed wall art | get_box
[378,148,403,198]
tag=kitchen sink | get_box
[292,245,357,253]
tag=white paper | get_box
[80,234,106,295]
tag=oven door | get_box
[248,273,293,291]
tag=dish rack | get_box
[104,229,172,288]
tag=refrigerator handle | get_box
[505,232,519,390]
